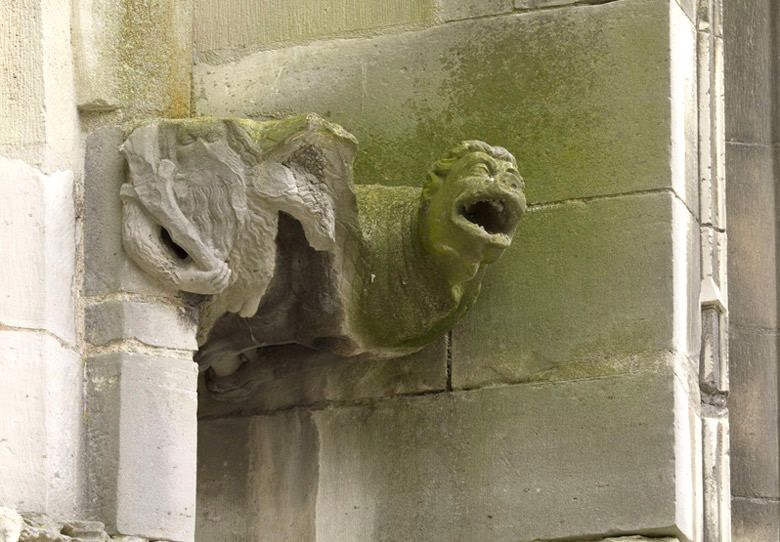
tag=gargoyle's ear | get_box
[421,171,443,205]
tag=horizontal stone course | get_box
[194,0,436,54]
[197,362,696,542]
[0,157,75,345]
[195,0,676,205]
[453,192,680,389]
[85,299,198,351]
[198,338,446,417]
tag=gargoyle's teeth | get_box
[460,198,512,235]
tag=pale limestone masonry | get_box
[83,128,198,542]
[5,0,779,541]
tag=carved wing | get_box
[245,114,359,252]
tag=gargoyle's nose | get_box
[496,172,523,192]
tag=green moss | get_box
[326,1,670,206]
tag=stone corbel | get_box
[119,115,527,400]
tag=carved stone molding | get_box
[119,115,526,399]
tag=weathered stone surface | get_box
[732,498,780,542]
[702,411,731,542]
[194,0,436,56]
[728,326,779,499]
[196,419,252,542]
[725,143,776,329]
[198,338,446,417]
[452,192,682,388]
[118,118,523,396]
[83,128,172,297]
[72,0,192,117]
[0,157,75,344]
[438,0,512,21]
[86,353,197,542]
[0,331,83,518]
[0,508,22,542]
[195,0,679,206]
[670,0,699,215]
[723,0,773,144]
[85,299,197,351]
[197,361,698,541]
[0,0,80,168]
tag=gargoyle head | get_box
[419,141,526,282]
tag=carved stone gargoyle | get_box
[120,115,526,400]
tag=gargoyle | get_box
[120,115,526,401]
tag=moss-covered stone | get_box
[453,191,681,388]
[196,0,674,205]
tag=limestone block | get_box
[728,326,779,499]
[85,299,197,351]
[702,411,731,542]
[86,353,198,542]
[0,508,23,542]
[452,192,679,388]
[72,0,124,111]
[196,419,252,542]
[0,157,75,344]
[670,0,699,214]
[0,0,79,168]
[723,0,773,144]
[725,143,776,329]
[83,127,172,297]
[193,0,435,56]
[198,414,319,542]
[0,331,83,518]
[72,0,192,118]
[314,370,695,542]
[195,0,680,206]
[437,0,512,21]
[196,360,699,541]
[198,338,446,417]
[732,498,780,542]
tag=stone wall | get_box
[5,1,775,541]
[723,1,780,540]
[0,1,196,540]
[193,1,713,541]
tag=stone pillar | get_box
[724,1,780,540]
[83,127,198,542]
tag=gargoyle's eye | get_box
[471,163,491,176]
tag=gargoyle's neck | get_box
[415,204,484,294]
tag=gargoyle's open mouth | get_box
[454,190,522,247]
[459,199,513,235]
